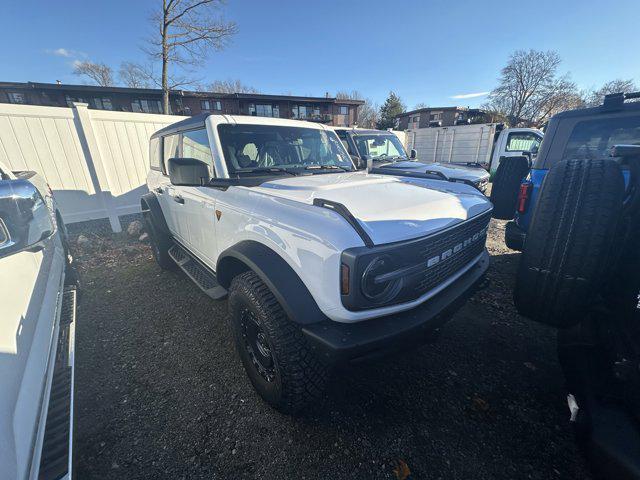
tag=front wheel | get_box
[228,271,328,414]
[143,212,176,270]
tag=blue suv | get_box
[493,91,640,480]
[498,91,640,250]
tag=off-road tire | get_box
[490,156,530,220]
[143,211,176,270]
[228,271,328,414]
[514,158,625,328]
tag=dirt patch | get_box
[72,220,591,479]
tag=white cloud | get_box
[46,48,87,59]
[49,48,72,57]
[450,91,490,99]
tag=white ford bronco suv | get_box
[143,115,492,413]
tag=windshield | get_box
[353,134,408,161]
[218,124,353,174]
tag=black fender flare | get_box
[140,192,170,235]
[216,240,328,325]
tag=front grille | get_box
[414,212,490,294]
[341,210,492,310]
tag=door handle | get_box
[154,186,164,194]
[173,195,184,204]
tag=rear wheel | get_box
[228,271,328,414]
[490,156,530,220]
[514,158,625,328]
[143,211,176,270]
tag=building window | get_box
[293,105,315,119]
[7,92,26,104]
[65,94,89,107]
[132,98,162,114]
[91,97,113,110]
[292,105,304,119]
[339,105,349,115]
[201,100,221,111]
[248,104,279,118]
[429,112,442,121]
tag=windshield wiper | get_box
[373,155,406,163]
[236,167,296,176]
[304,165,350,172]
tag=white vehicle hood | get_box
[248,172,492,245]
[378,161,490,183]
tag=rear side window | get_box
[162,134,180,172]
[563,116,640,161]
[505,132,542,152]
[149,137,161,171]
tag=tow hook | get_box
[567,394,579,422]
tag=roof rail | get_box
[603,91,640,110]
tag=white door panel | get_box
[181,186,218,266]
[0,233,65,479]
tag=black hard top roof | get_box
[553,91,640,120]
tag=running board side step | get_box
[38,286,76,480]
[168,243,228,300]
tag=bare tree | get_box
[357,100,379,128]
[336,90,362,100]
[209,79,259,93]
[484,49,579,126]
[118,62,153,88]
[73,61,114,87]
[147,0,237,113]
[335,91,378,128]
[585,79,638,106]
[528,74,583,125]
[413,102,428,110]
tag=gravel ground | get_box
[72,219,592,480]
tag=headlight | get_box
[360,254,403,304]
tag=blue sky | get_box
[1,0,638,109]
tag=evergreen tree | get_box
[376,91,406,130]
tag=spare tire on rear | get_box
[514,158,624,328]
[490,156,531,220]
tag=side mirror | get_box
[168,157,211,186]
[410,149,417,159]
[0,178,54,258]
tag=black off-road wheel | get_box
[490,156,530,220]
[143,212,176,270]
[228,271,328,414]
[514,158,625,328]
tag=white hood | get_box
[249,172,492,245]
[379,161,490,183]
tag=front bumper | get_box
[505,220,526,251]
[302,250,489,365]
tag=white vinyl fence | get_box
[0,103,186,232]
